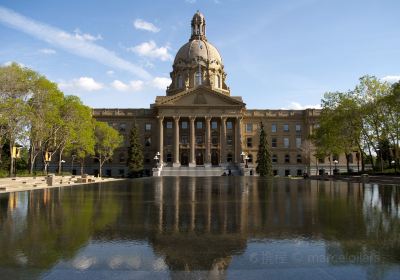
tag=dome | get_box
[174,39,222,65]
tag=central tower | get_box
[166,11,230,96]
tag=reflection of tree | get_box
[0,183,121,275]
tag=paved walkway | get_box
[0,175,125,194]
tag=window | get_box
[177,75,183,88]
[119,123,126,132]
[297,154,302,163]
[285,154,290,163]
[226,121,233,130]
[297,169,303,176]
[181,121,188,129]
[145,136,151,147]
[284,137,289,148]
[196,135,203,144]
[246,123,253,132]
[216,75,221,88]
[248,154,253,163]
[227,135,233,145]
[119,153,125,163]
[272,154,278,163]
[181,135,188,144]
[196,121,203,129]
[332,154,339,161]
[296,137,302,149]
[318,157,325,164]
[272,138,277,148]
[271,124,277,133]
[166,153,172,162]
[283,124,289,132]
[212,133,219,145]
[348,153,354,164]
[166,121,173,129]
[296,124,301,132]
[195,71,202,86]
[211,121,218,129]
[273,170,278,176]
[145,123,151,131]
[119,169,125,177]
[247,137,253,148]
[166,136,172,145]
[227,153,233,162]
[285,169,290,176]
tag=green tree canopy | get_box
[256,122,272,176]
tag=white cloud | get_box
[133,19,160,33]
[111,80,144,92]
[185,0,197,3]
[59,77,103,92]
[128,41,172,61]
[285,102,321,110]
[73,28,102,42]
[39,48,56,54]
[130,80,144,91]
[106,70,114,76]
[381,75,400,83]
[0,6,151,79]
[151,77,171,90]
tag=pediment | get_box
[155,87,245,107]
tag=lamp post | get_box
[154,155,160,168]
[376,148,383,173]
[60,160,66,174]
[245,155,249,168]
[391,160,396,174]
[240,151,245,164]
[333,160,338,175]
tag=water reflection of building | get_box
[0,179,399,277]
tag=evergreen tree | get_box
[127,124,144,177]
[256,122,272,176]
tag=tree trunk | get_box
[345,153,350,173]
[99,159,103,177]
[9,142,14,177]
[80,160,84,175]
[58,148,65,175]
[329,155,332,175]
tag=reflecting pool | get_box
[0,177,400,279]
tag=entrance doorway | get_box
[211,150,219,166]
[181,151,189,166]
[196,150,204,165]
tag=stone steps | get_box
[160,166,240,177]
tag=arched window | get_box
[177,75,183,88]
[215,75,221,88]
[195,71,202,86]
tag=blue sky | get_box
[1,0,399,109]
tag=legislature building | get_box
[91,11,357,177]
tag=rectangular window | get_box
[246,123,253,133]
[181,135,188,144]
[166,136,172,145]
[166,121,173,129]
[297,169,303,176]
[297,154,302,163]
[181,121,188,129]
[296,137,302,148]
[145,123,151,131]
[226,121,233,130]
[247,137,253,148]
[283,124,289,132]
[119,123,126,132]
[285,169,290,176]
[196,135,203,144]
[272,154,277,163]
[227,135,233,145]
[284,137,289,148]
[197,121,203,129]
[296,124,301,132]
[273,170,278,176]
[318,157,325,164]
[272,138,277,148]
[271,124,277,133]
[145,136,151,147]
[211,121,218,129]
[285,154,290,163]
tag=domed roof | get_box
[174,39,222,65]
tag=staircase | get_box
[159,165,241,177]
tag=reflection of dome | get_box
[166,11,230,96]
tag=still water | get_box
[0,177,399,279]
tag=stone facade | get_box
[88,11,358,177]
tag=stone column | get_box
[189,116,196,167]
[220,116,227,165]
[205,116,211,166]
[173,116,180,167]
[158,116,164,163]
[235,117,242,164]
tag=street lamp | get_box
[376,148,383,173]
[245,155,249,168]
[240,152,246,163]
[60,160,66,174]
[154,155,159,168]
[333,160,338,175]
[391,160,396,174]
